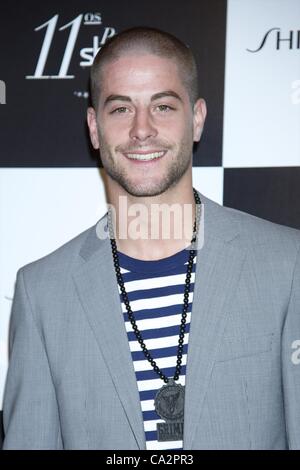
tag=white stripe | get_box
[141,399,156,412]
[144,419,165,432]
[121,292,194,313]
[125,312,191,332]
[129,333,189,352]
[146,440,183,450]
[118,272,195,293]
[137,375,185,392]
[134,354,187,372]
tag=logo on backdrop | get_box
[247,28,300,52]
[291,80,300,105]
[26,12,116,79]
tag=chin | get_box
[121,180,169,198]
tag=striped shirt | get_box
[117,246,197,451]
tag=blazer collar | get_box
[79,190,240,263]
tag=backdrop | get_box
[0,0,299,446]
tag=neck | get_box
[105,176,197,261]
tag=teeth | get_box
[126,151,165,160]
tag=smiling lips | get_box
[123,150,166,161]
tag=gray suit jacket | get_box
[2,191,300,449]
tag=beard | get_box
[97,127,194,198]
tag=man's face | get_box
[87,53,206,197]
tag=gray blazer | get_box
[2,191,300,449]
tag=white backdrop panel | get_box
[223,0,300,168]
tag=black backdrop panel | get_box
[223,167,300,230]
[0,411,3,449]
[0,1,226,167]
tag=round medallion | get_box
[154,379,185,421]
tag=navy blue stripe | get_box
[119,282,195,302]
[139,389,157,401]
[145,431,183,447]
[123,303,193,321]
[127,323,190,341]
[136,365,187,382]
[136,366,187,382]
[132,343,188,361]
[120,262,196,282]
[145,431,158,441]
[143,410,161,421]
[117,249,197,275]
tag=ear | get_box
[192,98,207,142]
[87,107,100,149]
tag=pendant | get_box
[154,379,185,442]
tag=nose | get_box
[129,108,158,142]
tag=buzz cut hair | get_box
[89,26,199,111]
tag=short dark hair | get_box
[90,26,199,111]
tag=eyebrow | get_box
[151,91,182,102]
[103,90,183,107]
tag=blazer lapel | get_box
[72,220,146,449]
[183,193,246,449]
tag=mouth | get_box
[123,150,167,162]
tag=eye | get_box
[110,106,129,114]
[156,104,175,112]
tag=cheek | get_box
[171,121,193,143]
[157,117,186,135]
[99,124,124,146]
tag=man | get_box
[2,27,300,450]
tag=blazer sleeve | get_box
[282,242,300,450]
[2,267,63,449]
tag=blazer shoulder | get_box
[222,203,300,255]
[199,192,300,253]
[16,220,98,283]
